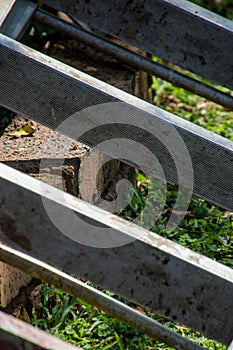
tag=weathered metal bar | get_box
[0,0,15,27]
[33,10,233,110]
[0,310,80,350]
[41,0,233,90]
[0,34,232,212]
[0,164,233,345]
[0,0,37,39]
[0,244,205,350]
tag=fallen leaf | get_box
[8,121,37,138]
[71,143,78,150]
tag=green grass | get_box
[31,284,226,350]
[151,74,233,141]
[120,174,233,268]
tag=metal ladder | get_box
[0,1,233,349]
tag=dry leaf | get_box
[8,121,37,138]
